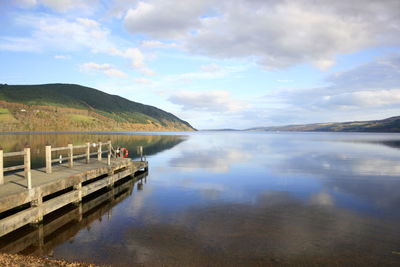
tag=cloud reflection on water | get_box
[169,149,252,173]
[97,190,400,266]
[4,132,399,266]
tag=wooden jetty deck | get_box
[0,172,147,255]
[0,141,148,238]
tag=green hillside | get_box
[0,83,195,132]
[247,116,400,132]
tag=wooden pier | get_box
[0,172,147,255]
[0,141,148,238]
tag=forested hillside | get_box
[0,83,194,132]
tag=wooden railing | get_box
[45,141,112,174]
[0,146,32,189]
[0,141,145,188]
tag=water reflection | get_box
[0,133,186,168]
[170,149,252,173]
[0,171,148,256]
[51,190,400,266]
[260,137,400,216]
[1,132,400,265]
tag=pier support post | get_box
[45,145,52,174]
[0,147,3,185]
[32,196,43,223]
[74,182,82,203]
[98,141,102,161]
[78,202,83,222]
[86,142,90,164]
[68,144,73,168]
[37,224,44,254]
[107,140,111,166]
[108,167,115,188]
[24,147,32,190]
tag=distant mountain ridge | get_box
[247,116,400,132]
[0,83,195,132]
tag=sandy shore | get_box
[0,253,102,267]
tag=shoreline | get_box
[0,253,102,267]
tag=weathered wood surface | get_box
[0,157,148,237]
[0,172,146,255]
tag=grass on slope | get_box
[68,114,98,123]
[0,108,17,123]
[0,84,193,129]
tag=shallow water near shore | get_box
[1,131,400,266]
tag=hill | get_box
[0,83,195,132]
[247,116,400,133]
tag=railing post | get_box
[137,146,143,161]
[24,146,32,190]
[45,145,52,174]
[68,144,73,168]
[107,140,111,166]
[0,147,3,185]
[86,142,90,164]
[98,141,102,161]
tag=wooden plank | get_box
[4,164,25,172]
[24,147,31,190]
[0,159,146,221]
[73,145,87,149]
[97,142,102,161]
[0,229,38,254]
[0,207,38,237]
[68,144,73,168]
[51,147,69,152]
[41,191,79,215]
[86,142,90,164]
[45,145,51,174]
[82,179,109,197]
[72,154,86,160]
[51,158,65,163]
[51,154,85,162]
[3,151,25,157]
[0,149,3,185]
[0,190,32,214]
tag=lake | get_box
[1,131,400,266]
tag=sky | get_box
[0,0,400,129]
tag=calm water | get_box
[1,131,400,266]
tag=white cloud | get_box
[257,54,400,125]
[103,68,128,78]
[14,0,37,8]
[54,54,70,60]
[200,63,221,72]
[134,77,151,84]
[108,47,155,75]
[321,89,400,108]
[1,15,111,52]
[123,0,400,70]
[125,48,155,76]
[40,0,88,12]
[124,1,209,39]
[169,90,249,113]
[0,14,154,75]
[14,0,98,13]
[80,62,127,78]
[166,64,248,83]
[0,37,38,51]
[76,18,99,28]
[105,0,139,19]
[141,40,179,49]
